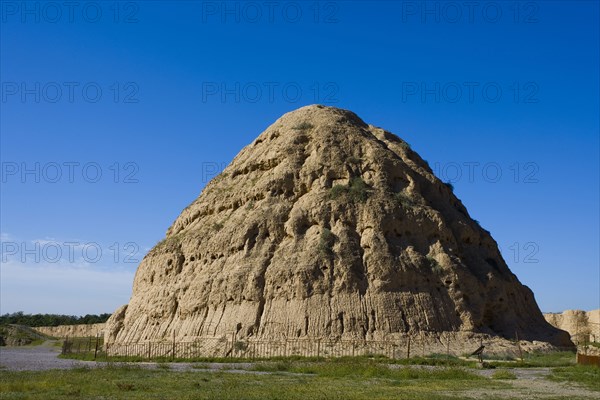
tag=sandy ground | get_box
[462,368,597,399]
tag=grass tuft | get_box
[491,369,517,380]
[426,256,443,274]
[251,359,482,381]
[115,382,136,391]
[394,192,415,209]
[347,156,360,164]
[548,365,600,391]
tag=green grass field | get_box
[5,345,598,399]
[2,357,599,399]
[0,364,507,400]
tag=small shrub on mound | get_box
[292,122,314,131]
[329,177,370,203]
[318,228,335,256]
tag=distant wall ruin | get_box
[544,310,599,343]
[33,323,106,338]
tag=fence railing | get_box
[62,335,103,359]
[63,332,545,361]
[104,338,411,360]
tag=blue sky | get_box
[1,1,598,315]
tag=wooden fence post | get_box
[171,331,176,361]
[230,332,235,358]
[515,331,523,362]
[94,333,99,360]
[62,336,69,355]
[406,335,411,359]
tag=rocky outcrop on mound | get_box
[0,325,50,346]
[106,105,572,349]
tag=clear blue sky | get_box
[1,1,598,315]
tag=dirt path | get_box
[464,368,597,399]
[0,342,94,371]
[0,342,253,372]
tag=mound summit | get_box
[106,105,571,348]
